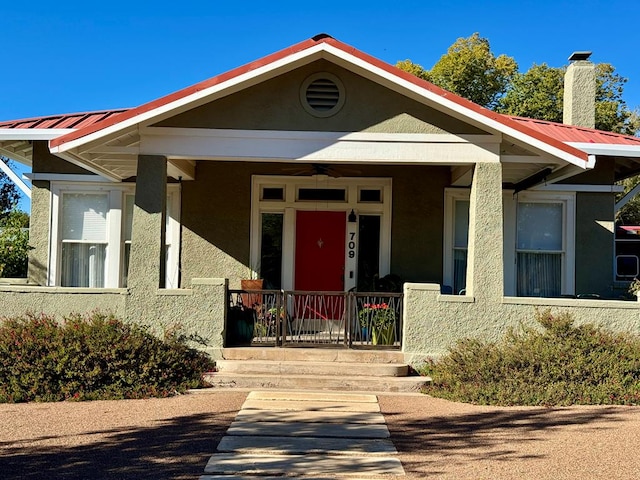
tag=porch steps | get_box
[204,348,430,393]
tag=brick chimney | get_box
[563,51,596,128]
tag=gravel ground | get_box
[379,394,640,480]
[1,390,640,479]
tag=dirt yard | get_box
[1,390,639,479]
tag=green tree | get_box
[0,157,21,220]
[498,63,640,136]
[496,63,564,122]
[397,33,518,109]
[0,210,30,277]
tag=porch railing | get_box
[226,289,403,349]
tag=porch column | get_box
[128,155,167,291]
[465,162,503,300]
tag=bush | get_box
[419,310,640,406]
[0,312,215,403]
[0,210,30,278]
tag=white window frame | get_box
[50,182,181,288]
[509,191,575,297]
[444,188,575,297]
[251,175,392,291]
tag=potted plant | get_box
[359,302,396,345]
[628,278,640,301]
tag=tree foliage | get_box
[496,63,565,122]
[0,157,21,220]
[396,33,640,137]
[498,63,640,136]
[397,33,518,109]
[0,210,30,277]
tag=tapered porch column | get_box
[465,162,503,300]
[127,155,167,291]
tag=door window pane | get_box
[357,215,381,291]
[260,213,283,289]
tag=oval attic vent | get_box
[300,73,345,117]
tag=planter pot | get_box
[241,279,264,309]
[372,324,395,346]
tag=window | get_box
[444,189,574,297]
[60,193,108,287]
[516,202,564,297]
[51,183,180,288]
[443,190,471,294]
[452,200,470,294]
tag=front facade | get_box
[1,35,640,362]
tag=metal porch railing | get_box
[226,289,403,349]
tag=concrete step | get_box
[215,359,409,377]
[221,347,405,363]
[203,453,405,477]
[217,435,398,456]
[203,372,429,393]
[226,420,390,438]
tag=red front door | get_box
[295,210,346,291]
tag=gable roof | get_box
[44,34,593,169]
[3,34,640,178]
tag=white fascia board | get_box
[567,142,640,158]
[532,184,624,193]
[26,173,112,183]
[140,128,499,163]
[0,128,74,141]
[322,44,590,169]
[140,126,498,144]
[51,46,329,154]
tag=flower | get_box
[359,302,396,329]
[628,278,640,296]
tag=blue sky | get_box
[2,0,639,212]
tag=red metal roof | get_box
[0,109,129,130]
[509,116,640,146]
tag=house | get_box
[1,35,639,363]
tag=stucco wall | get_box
[403,283,640,364]
[0,279,228,358]
[32,141,93,175]
[575,192,615,297]
[180,162,449,287]
[155,59,487,136]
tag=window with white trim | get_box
[516,201,564,296]
[59,193,108,288]
[444,189,575,297]
[51,183,180,288]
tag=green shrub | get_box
[420,309,640,406]
[0,312,215,403]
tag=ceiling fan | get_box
[281,163,362,177]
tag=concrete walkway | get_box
[200,391,405,478]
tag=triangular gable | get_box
[49,34,592,169]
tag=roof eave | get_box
[567,142,640,158]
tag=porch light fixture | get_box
[348,209,357,223]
